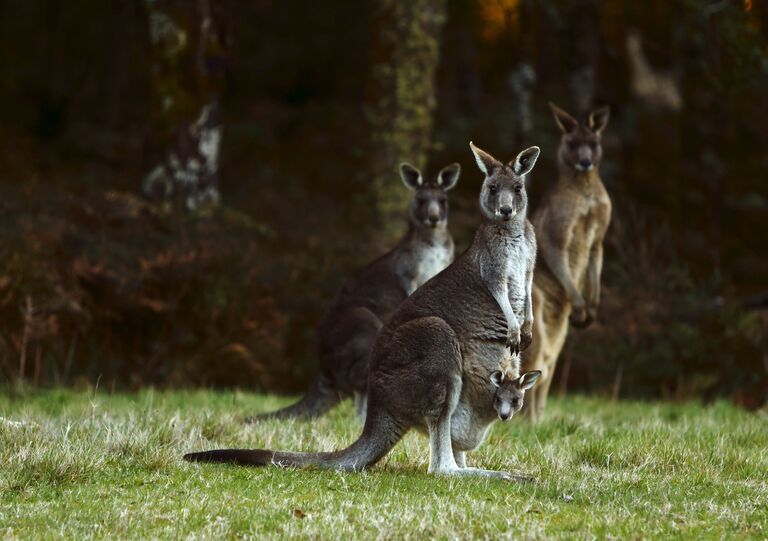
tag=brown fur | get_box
[522,103,612,422]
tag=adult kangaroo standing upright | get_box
[521,102,612,422]
[186,143,541,480]
[248,163,460,421]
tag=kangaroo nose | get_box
[579,159,592,170]
[498,411,511,421]
[428,215,439,225]
[500,206,514,218]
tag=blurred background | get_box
[0,0,766,408]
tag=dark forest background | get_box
[0,0,766,408]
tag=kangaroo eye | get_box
[489,185,498,194]
[514,185,522,194]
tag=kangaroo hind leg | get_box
[426,371,462,474]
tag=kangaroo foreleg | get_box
[520,264,535,350]
[584,242,604,325]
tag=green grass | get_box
[0,389,766,540]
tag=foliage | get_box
[559,202,768,408]
[0,0,766,403]
[1,389,766,539]
[0,187,286,389]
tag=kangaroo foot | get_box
[435,466,535,483]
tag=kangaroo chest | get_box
[506,244,530,317]
[568,200,606,284]
[394,235,453,296]
[488,236,531,318]
[415,240,453,287]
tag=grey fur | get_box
[247,163,459,421]
[187,144,540,482]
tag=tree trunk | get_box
[564,0,601,116]
[365,0,447,242]
[142,0,230,212]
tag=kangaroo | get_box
[491,369,541,421]
[521,102,612,422]
[451,368,540,469]
[186,143,540,481]
[248,162,460,421]
[490,370,541,421]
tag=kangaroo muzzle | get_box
[498,403,513,421]
[426,201,441,226]
[498,192,516,220]
[575,147,594,172]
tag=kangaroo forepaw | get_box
[519,327,533,351]
[569,305,591,328]
[506,328,521,354]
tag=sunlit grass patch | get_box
[0,389,766,539]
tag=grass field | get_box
[0,389,766,540]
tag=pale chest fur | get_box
[415,240,454,287]
[505,241,532,318]
[482,234,533,319]
[394,235,454,296]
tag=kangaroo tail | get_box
[185,409,406,471]
[245,375,341,422]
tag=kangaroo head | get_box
[490,370,542,421]
[400,162,460,230]
[469,142,540,224]
[549,102,610,174]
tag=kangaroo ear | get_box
[518,370,542,391]
[549,102,578,133]
[437,163,460,190]
[490,370,504,388]
[589,106,610,134]
[400,163,423,190]
[469,142,501,176]
[511,146,540,177]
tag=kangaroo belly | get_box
[463,341,512,376]
[450,402,493,451]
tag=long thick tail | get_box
[185,409,405,471]
[245,375,341,422]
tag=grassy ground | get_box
[0,389,766,540]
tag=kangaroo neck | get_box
[480,214,525,241]
[558,166,600,188]
[403,222,449,247]
[471,214,526,258]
